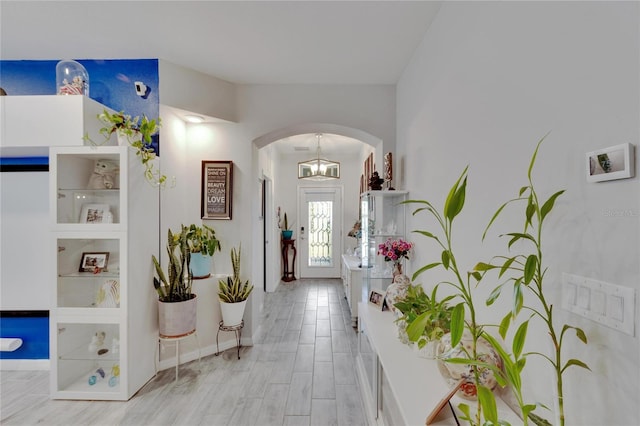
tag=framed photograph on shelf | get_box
[79,252,110,272]
[586,142,635,183]
[368,290,387,310]
[79,203,112,224]
[201,161,233,220]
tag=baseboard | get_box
[0,359,50,370]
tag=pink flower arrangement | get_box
[377,238,414,263]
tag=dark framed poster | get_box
[201,161,233,220]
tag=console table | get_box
[281,238,297,282]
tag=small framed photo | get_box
[368,290,387,310]
[80,203,112,224]
[586,143,635,182]
[79,252,110,272]
[201,161,233,220]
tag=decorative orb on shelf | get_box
[436,331,503,400]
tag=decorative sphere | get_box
[436,331,503,400]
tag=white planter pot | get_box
[158,295,197,337]
[219,299,247,327]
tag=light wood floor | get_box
[1,279,367,426]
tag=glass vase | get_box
[56,59,89,96]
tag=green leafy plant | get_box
[84,109,169,188]
[394,284,455,346]
[186,224,221,256]
[405,166,502,425]
[476,135,590,426]
[152,225,194,302]
[218,245,254,303]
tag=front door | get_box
[298,187,342,278]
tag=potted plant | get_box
[151,225,197,337]
[84,109,169,188]
[186,223,222,279]
[279,212,294,240]
[218,245,254,326]
[394,283,455,358]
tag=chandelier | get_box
[298,133,340,180]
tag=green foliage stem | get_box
[479,135,590,426]
[84,109,170,188]
[404,166,498,425]
[186,223,222,256]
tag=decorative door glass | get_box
[308,201,333,267]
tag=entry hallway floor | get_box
[1,279,368,426]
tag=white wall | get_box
[0,171,50,310]
[397,2,639,425]
[160,83,397,339]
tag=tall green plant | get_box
[476,135,590,426]
[405,166,502,425]
[152,225,194,302]
[218,245,254,303]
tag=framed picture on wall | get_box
[586,143,635,182]
[201,161,233,220]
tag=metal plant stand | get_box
[215,320,244,359]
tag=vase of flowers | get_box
[377,237,414,278]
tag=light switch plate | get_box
[562,273,635,336]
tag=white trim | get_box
[0,359,50,371]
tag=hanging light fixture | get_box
[298,133,340,180]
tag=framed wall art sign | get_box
[586,143,635,183]
[201,161,233,220]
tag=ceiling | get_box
[0,1,442,155]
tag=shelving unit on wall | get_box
[45,97,159,400]
[359,190,408,299]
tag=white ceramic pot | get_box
[219,299,247,327]
[158,295,197,337]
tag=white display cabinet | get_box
[359,190,408,296]
[49,142,159,400]
[341,254,362,327]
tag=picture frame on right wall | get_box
[586,142,635,182]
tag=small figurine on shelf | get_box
[384,152,395,190]
[87,159,119,190]
[369,171,384,190]
[88,367,106,385]
[88,331,106,353]
[108,364,120,387]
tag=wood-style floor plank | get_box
[0,279,366,426]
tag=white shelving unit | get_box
[359,190,408,297]
[42,96,159,400]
